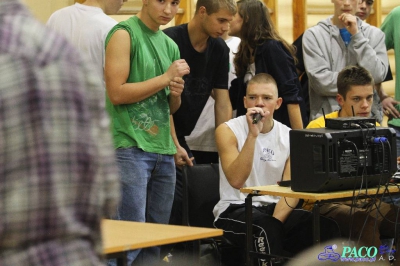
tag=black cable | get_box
[340,138,360,243]
[283,196,298,209]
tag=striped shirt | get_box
[0,1,120,265]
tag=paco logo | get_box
[317,244,396,263]
[341,246,377,261]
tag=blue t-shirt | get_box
[340,28,351,46]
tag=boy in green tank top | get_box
[104,0,190,265]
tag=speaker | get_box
[290,127,397,192]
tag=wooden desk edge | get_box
[240,184,400,201]
[102,220,223,254]
[103,229,223,254]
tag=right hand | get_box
[166,59,190,80]
[382,98,400,119]
[338,13,358,35]
[174,145,194,169]
[246,107,269,137]
[169,77,185,98]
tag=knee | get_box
[253,216,284,254]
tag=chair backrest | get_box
[182,163,220,228]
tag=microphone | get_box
[252,113,262,124]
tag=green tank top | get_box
[105,16,180,154]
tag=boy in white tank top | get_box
[213,73,339,265]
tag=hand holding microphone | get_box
[252,113,262,124]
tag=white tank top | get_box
[213,116,291,219]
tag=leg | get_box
[375,200,400,261]
[283,209,340,254]
[108,148,155,266]
[320,202,381,246]
[215,203,284,266]
[134,154,176,265]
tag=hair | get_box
[195,0,237,15]
[234,0,297,77]
[247,73,278,96]
[337,65,374,99]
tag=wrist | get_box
[381,95,390,100]
[161,73,171,88]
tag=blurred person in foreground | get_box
[0,0,120,265]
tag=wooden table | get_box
[240,184,400,266]
[102,219,223,265]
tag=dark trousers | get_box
[191,150,219,164]
[164,140,219,258]
[215,203,341,266]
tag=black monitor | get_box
[290,127,397,192]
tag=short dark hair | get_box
[195,0,236,15]
[337,65,374,99]
[247,73,278,96]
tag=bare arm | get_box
[272,158,299,223]
[169,77,185,114]
[214,89,233,128]
[287,103,304,129]
[105,30,189,105]
[170,115,194,168]
[376,83,400,118]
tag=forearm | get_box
[377,83,400,118]
[303,33,339,97]
[273,197,299,223]
[215,101,233,128]
[223,135,257,189]
[352,32,388,83]
[106,74,170,105]
[375,83,389,100]
[287,103,304,129]
[170,116,194,166]
[169,96,181,114]
[170,116,180,146]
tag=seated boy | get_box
[307,65,400,255]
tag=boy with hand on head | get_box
[303,0,389,121]
[293,0,396,124]
[104,0,190,265]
